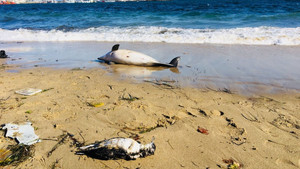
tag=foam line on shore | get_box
[1,26,300,45]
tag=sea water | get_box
[1,0,300,45]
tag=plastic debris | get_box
[93,102,105,107]
[87,102,105,107]
[1,122,41,145]
[197,126,209,135]
[15,88,42,96]
[223,158,243,169]
[76,137,156,160]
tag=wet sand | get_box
[1,42,300,94]
[0,67,299,169]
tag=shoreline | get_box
[0,67,299,168]
[1,41,300,95]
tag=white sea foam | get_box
[0,26,300,45]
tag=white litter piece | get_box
[15,88,42,96]
[76,137,156,160]
[1,122,41,145]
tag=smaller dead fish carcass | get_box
[76,137,156,160]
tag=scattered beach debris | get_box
[71,67,83,71]
[0,122,37,166]
[143,79,176,89]
[15,88,42,96]
[218,88,234,94]
[226,117,237,128]
[0,50,8,58]
[87,102,105,107]
[166,139,174,149]
[76,137,156,160]
[205,87,234,94]
[0,144,34,166]
[1,122,41,145]
[197,126,209,135]
[25,110,32,114]
[187,111,197,117]
[119,127,141,140]
[120,94,140,102]
[162,114,179,125]
[0,64,9,70]
[138,126,159,134]
[42,88,54,93]
[47,133,69,157]
[198,109,208,117]
[222,158,243,169]
[50,158,63,169]
[47,132,83,158]
[122,121,164,135]
[241,112,259,122]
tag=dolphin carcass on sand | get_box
[98,44,180,67]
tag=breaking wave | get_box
[1,26,300,45]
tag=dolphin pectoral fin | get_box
[97,57,111,64]
[112,44,120,51]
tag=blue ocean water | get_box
[1,0,300,45]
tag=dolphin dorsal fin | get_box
[112,44,120,51]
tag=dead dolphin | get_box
[98,44,180,67]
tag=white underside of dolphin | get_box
[98,44,180,67]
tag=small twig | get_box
[100,161,112,169]
[0,96,10,101]
[205,87,218,92]
[269,122,299,139]
[191,161,199,167]
[41,138,59,141]
[166,140,174,149]
[67,132,84,147]
[187,112,197,117]
[78,132,85,145]
[47,133,69,157]
[241,112,259,122]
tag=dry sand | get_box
[0,67,299,169]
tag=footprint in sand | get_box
[270,113,299,138]
[225,117,247,145]
[206,109,248,145]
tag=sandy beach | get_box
[0,58,299,168]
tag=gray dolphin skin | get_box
[98,44,180,67]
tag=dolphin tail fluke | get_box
[169,56,180,67]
